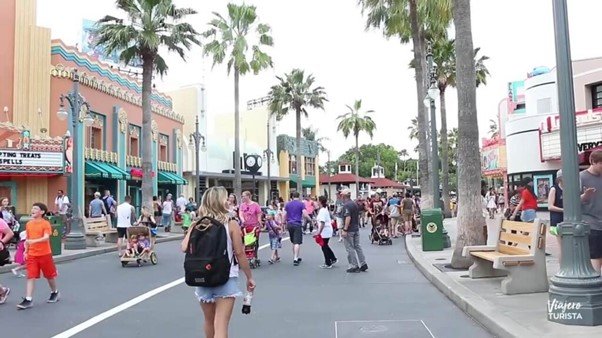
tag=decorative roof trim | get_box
[51,42,172,108]
[276,134,320,159]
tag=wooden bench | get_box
[462,218,548,295]
[83,216,118,247]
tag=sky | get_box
[37,0,602,164]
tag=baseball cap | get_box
[556,169,563,178]
[339,188,352,196]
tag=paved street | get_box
[0,229,491,338]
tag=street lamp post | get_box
[189,116,207,205]
[425,43,441,209]
[548,0,602,325]
[56,69,94,250]
[263,116,275,203]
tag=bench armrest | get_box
[462,245,497,257]
[492,255,535,269]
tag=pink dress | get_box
[14,240,25,265]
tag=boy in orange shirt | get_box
[17,202,59,310]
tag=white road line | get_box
[52,237,289,338]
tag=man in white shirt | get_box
[54,190,71,234]
[116,196,136,256]
[175,194,187,224]
[162,194,174,232]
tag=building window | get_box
[289,155,297,174]
[159,134,169,162]
[86,112,105,150]
[592,83,602,108]
[87,127,103,149]
[305,157,315,176]
[128,124,141,157]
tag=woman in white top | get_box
[316,195,337,268]
[181,186,255,338]
[485,188,498,219]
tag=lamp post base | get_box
[64,217,87,250]
[548,222,602,325]
[549,282,602,325]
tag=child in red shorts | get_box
[17,202,59,310]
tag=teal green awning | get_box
[158,171,187,185]
[85,161,131,180]
[289,174,316,188]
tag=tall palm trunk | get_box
[295,108,302,193]
[440,89,451,217]
[355,134,360,198]
[234,67,242,197]
[408,0,431,208]
[451,0,485,268]
[141,56,154,210]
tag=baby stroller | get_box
[370,214,392,245]
[120,226,158,267]
[243,226,261,269]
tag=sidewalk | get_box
[406,214,602,338]
[0,227,184,275]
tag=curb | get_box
[404,236,533,338]
[0,234,184,275]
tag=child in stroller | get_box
[370,214,392,245]
[243,225,261,269]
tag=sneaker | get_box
[346,267,361,273]
[331,259,338,266]
[297,258,302,262]
[293,259,300,266]
[320,264,333,269]
[0,287,10,304]
[360,264,369,272]
[17,298,33,310]
[47,291,60,303]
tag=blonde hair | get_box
[196,186,229,227]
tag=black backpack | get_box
[184,217,234,287]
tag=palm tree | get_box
[359,0,452,208]
[302,126,329,152]
[423,37,490,217]
[450,0,486,268]
[488,118,499,138]
[95,0,199,209]
[269,69,328,193]
[399,148,409,174]
[202,3,273,197]
[337,100,377,197]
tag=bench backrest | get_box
[84,217,111,232]
[497,219,546,256]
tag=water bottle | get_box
[242,291,253,314]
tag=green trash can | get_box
[48,216,64,256]
[421,208,444,251]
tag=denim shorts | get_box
[521,209,537,223]
[162,213,172,226]
[194,277,242,303]
[269,236,281,250]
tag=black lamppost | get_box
[56,69,94,250]
[548,0,602,325]
[189,115,206,205]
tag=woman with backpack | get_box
[181,186,255,338]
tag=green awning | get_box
[85,161,131,180]
[158,171,187,185]
[289,174,316,188]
